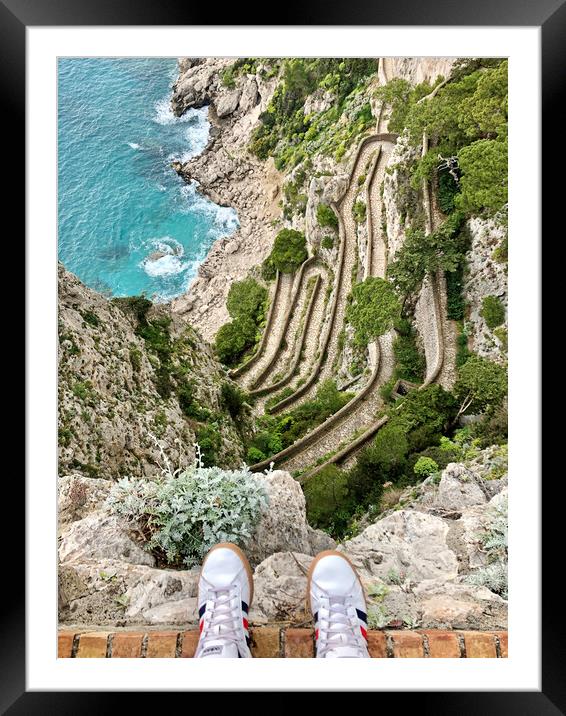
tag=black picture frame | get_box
[13,0,555,709]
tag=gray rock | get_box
[216,89,241,118]
[249,552,313,623]
[239,78,258,113]
[434,463,488,511]
[245,470,323,567]
[59,512,155,567]
[340,510,459,583]
[58,474,112,529]
[59,559,199,626]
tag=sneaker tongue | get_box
[200,641,240,659]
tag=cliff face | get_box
[58,264,247,479]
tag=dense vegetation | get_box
[249,58,378,168]
[266,228,308,274]
[376,59,508,216]
[214,278,268,366]
[304,385,458,537]
[246,380,353,464]
[346,277,400,345]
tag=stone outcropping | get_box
[58,470,335,627]
[463,212,508,362]
[250,457,508,631]
[58,264,247,479]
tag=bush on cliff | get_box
[316,203,338,229]
[303,465,354,536]
[346,277,400,346]
[107,449,268,568]
[480,294,506,330]
[268,228,308,274]
[214,278,268,366]
[454,355,508,415]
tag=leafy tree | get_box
[346,277,400,345]
[214,316,257,365]
[413,456,439,478]
[454,355,507,415]
[269,228,308,273]
[387,211,467,296]
[480,295,506,330]
[316,203,338,229]
[226,278,268,324]
[303,465,354,536]
[455,138,508,214]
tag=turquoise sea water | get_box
[58,58,238,301]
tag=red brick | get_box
[146,632,179,658]
[111,632,144,658]
[251,627,280,658]
[463,632,497,658]
[388,631,424,658]
[421,630,461,658]
[58,632,75,658]
[180,630,200,658]
[285,628,314,658]
[494,631,508,658]
[367,631,387,658]
[76,632,110,658]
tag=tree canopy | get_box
[346,277,400,345]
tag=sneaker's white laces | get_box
[200,587,241,648]
[317,595,364,658]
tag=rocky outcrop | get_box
[58,469,334,627]
[58,264,247,479]
[169,60,283,342]
[250,457,507,630]
[463,212,508,362]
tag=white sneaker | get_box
[307,550,370,658]
[194,543,253,659]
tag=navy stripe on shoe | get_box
[198,603,206,618]
[241,600,249,614]
[246,635,251,647]
[356,608,368,623]
[313,611,319,623]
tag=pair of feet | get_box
[195,543,370,659]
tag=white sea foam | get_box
[127,142,142,150]
[180,182,239,236]
[140,236,188,277]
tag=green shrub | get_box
[106,457,268,567]
[221,382,246,419]
[227,278,268,325]
[352,200,367,223]
[455,138,508,214]
[437,171,460,214]
[178,384,209,421]
[413,456,439,478]
[493,326,508,352]
[316,203,338,229]
[246,446,266,464]
[261,257,277,281]
[446,265,466,320]
[80,309,100,327]
[214,316,258,366]
[393,330,425,383]
[303,465,354,537]
[388,211,467,296]
[480,295,505,330]
[455,355,507,414]
[113,295,153,323]
[195,425,222,468]
[346,277,400,345]
[469,401,508,447]
[268,228,308,273]
[492,236,508,263]
[321,236,335,250]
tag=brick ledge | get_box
[58,627,508,658]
